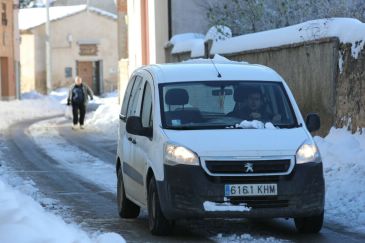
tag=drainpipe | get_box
[45,0,52,94]
[168,0,172,39]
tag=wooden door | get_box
[0,57,9,96]
[77,61,93,90]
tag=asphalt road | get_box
[2,116,365,243]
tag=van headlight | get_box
[296,140,321,164]
[164,143,199,166]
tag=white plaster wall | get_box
[127,0,142,75]
[20,33,36,92]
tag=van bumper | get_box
[156,163,325,220]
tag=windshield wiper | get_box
[165,125,230,130]
[276,124,301,128]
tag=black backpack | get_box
[72,86,84,104]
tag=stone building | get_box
[0,0,20,100]
[19,4,120,95]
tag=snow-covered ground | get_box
[29,118,117,193]
[0,90,125,243]
[315,128,365,233]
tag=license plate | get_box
[225,184,277,196]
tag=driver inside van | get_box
[228,87,281,123]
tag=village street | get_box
[1,113,364,243]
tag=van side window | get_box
[120,76,136,118]
[141,82,153,128]
[127,76,143,117]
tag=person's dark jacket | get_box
[67,83,94,106]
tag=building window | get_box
[2,31,5,46]
[1,3,7,26]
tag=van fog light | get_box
[296,140,321,164]
[165,143,199,166]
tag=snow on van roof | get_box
[211,18,365,59]
[147,60,283,84]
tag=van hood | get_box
[163,128,308,157]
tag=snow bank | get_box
[0,92,64,131]
[86,104,120,139]
[315,127,365,232]
[84,91,119,137]
[0,179,124,243]
[211,18,365,59]
[29,119,116,193]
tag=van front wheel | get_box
[294,212,324,233]
[117,169,140,218]
[148,177,174,235]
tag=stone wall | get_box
[336,44,365,133]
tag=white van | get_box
[116,60,324,235]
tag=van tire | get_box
[294,212,324,233]
[148,177,174,235]
[117,169,140,218]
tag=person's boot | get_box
[80,125,85,129]
[72,124,78,130]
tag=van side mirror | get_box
[305,113,320,132]
[126,116,152,137]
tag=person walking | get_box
[67,76,94,129]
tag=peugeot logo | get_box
[244,162,254,173]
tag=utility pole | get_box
[45,0,52,94]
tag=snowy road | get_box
[3,116,365,243]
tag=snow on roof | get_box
[88,6,117,20]
[211,18,365,59]
[182,54,248,65]
[19,5,117,31]
[205,25,232,42]
[169,33,205,58]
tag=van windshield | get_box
[159,81,298,130]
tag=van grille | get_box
[204,159,291,175]
[209,176,280,184]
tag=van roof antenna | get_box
[210,59,222,78]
